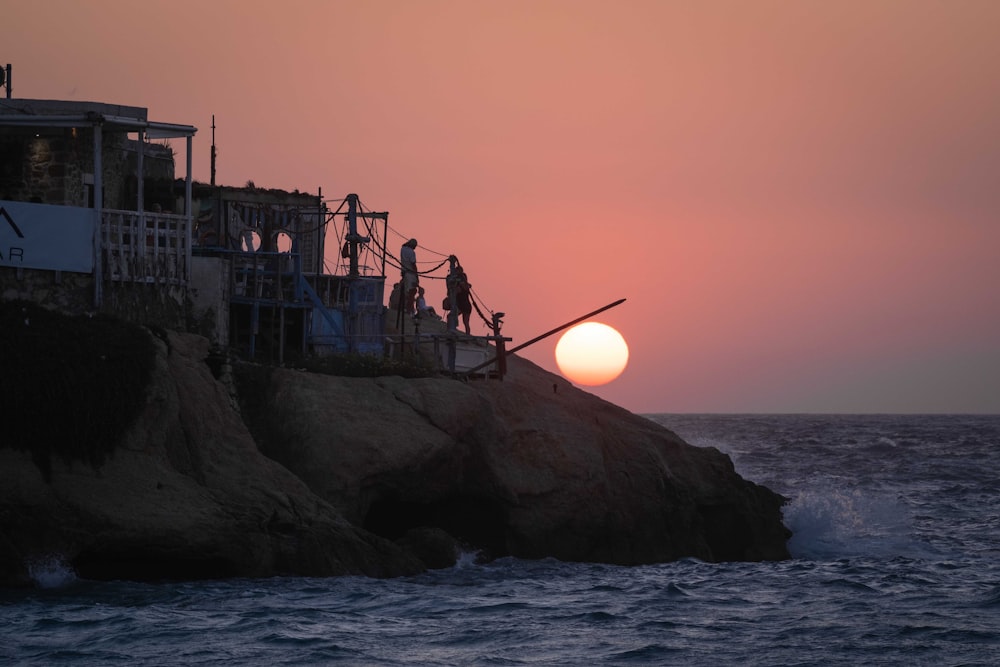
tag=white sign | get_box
[0,201,95,273]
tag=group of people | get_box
[395,239,474,335]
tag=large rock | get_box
[0,331,422,587]
[1,322,790,588]
[248,348,791,566]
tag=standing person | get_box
[455,265,473,335]
[388,282,401,311]
[400,238,419,315]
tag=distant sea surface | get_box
[3,414,1000,665]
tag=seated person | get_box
[416,286,439,319]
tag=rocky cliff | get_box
[1,314,789,588]
[0,330,424,588]
[244,349,791,567]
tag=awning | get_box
[0,112,196,137]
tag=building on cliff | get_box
[188,187,389,361]
[0,97,197,314]
[0,93,392,363]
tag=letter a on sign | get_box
[0,207,25,238]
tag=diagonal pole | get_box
[461,298,626,377]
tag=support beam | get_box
[93,124,103,308]
[185,134,193,283]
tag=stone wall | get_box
[0,127,129,208]
[0,268,93,315]
[99,279,189,331]
[0,267,196,334]
[0,133,30,201]
[188,255,230,345]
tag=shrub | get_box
[0,300,156,479]
[295,352,436,379]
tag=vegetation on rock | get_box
[294,352,436,379]
[0,300,156,479]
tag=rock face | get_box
[1,328,790,587]
[247,350,791,566]
[0,332,422,588]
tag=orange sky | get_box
[8,0,999,413]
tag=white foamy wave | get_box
[783,485,919,560]
[27,554,78,589]
[453,549,482,568]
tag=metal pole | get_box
[210,114,216,186]
[136,128,144,214]
[492,312,507,379]
[316,187,323,277]
[93,123,103,308]
[345,194,359,352]
[279,304,285,365]
[446,255,459,332]
[185,134,193,283]
[346,193,359,278]
[250,301,259,359]
[381,213,388,278]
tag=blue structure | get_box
[194,189,389,363]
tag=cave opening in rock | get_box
[364,495,509,559]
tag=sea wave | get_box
[4,415,1000,666]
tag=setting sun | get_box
[555,322,629,386]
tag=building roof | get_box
[0,98,196,138]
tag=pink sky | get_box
[9,0,999,413]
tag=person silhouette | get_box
[454,266,472,334]
[416,286,438,319]
[400,238,419,315]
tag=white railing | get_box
[101,209,190,285]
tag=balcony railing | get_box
[101,209,190,285]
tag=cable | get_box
[469,284,494,318]
[337,198,501,322]
[417,258,450,276]
[470,293,494,329]
[359,197,452,260]
[415,244,451,259]
[354,199,449,278]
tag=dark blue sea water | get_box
[3,414,999,665]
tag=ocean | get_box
[2,414,999,665]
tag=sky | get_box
[7,0,999,414]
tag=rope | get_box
[341,199,501,325]
[353,200,451,279]
[359,197,451,259]
[418,258,450,276]
[470,293,494,329]
[289,204,338,236]
[469,284,494,318]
